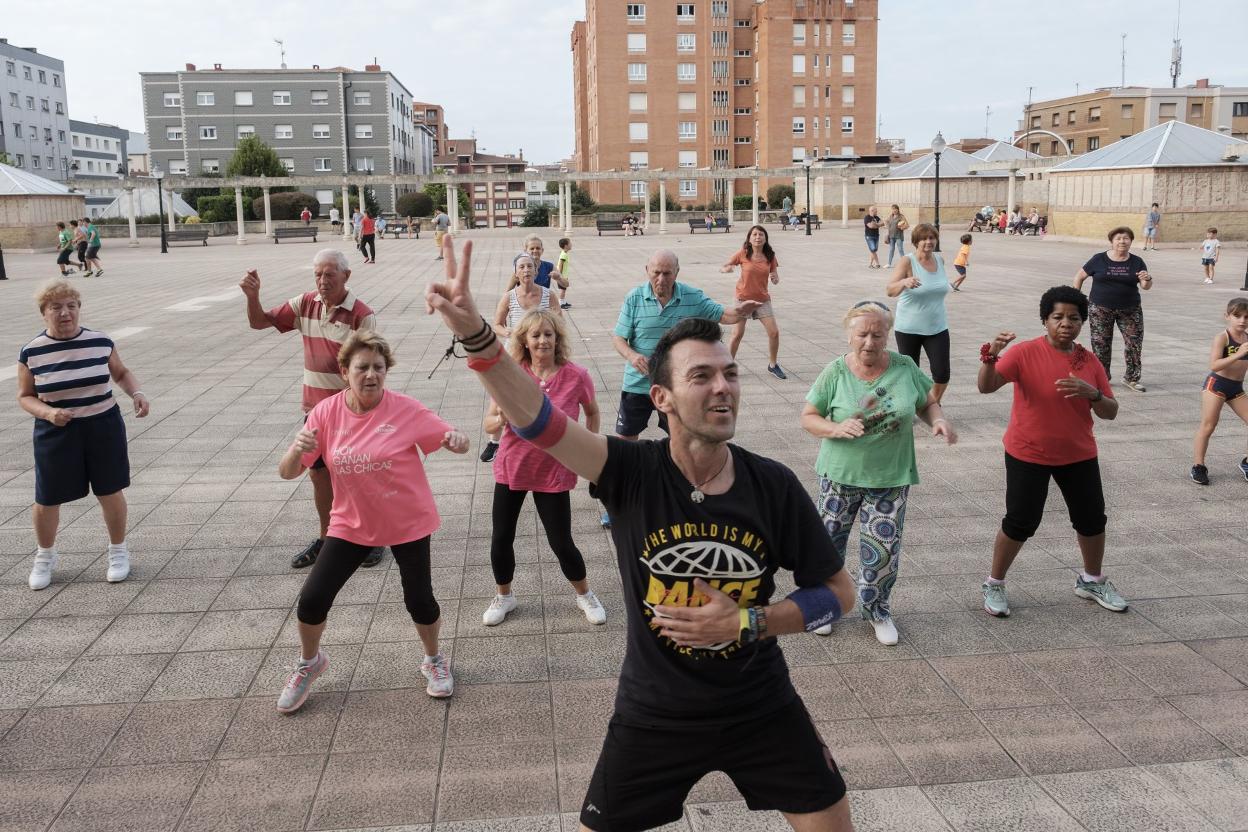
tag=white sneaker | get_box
[870,616,899,645]
[814,623,833,636]
[576,591,607,625]
[1204,278,1215,284]
[106,549,130,583]
[482,593,518,626]
[28,551,57,591]
[421,654,454,698]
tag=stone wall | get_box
[0,194,88,253]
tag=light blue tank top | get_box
[895,253,950,336]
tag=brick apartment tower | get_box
[572,0,877,205]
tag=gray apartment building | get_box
[0,39,72,182]
[70,120,129,217]
[139,61,431,212]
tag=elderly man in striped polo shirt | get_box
[601,249,758,527]
[240,248,385,569]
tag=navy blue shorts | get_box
[34,405,130,506]
[1203,373,1244,401]
[865,236,879,252]
[615,391,669,438]
[954,265,967,277]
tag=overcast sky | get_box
[6,0,1247,162]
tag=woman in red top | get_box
[720,225,785,379]
[481,310,606,627]
[977,285,1127,619]
[359,211,377,264]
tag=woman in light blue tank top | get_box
[886,223,952,402]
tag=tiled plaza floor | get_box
[0,223,1245,831]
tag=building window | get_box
[679,180,697,197]
[1159,102,1177,120]
[25,96,33,110]
[37,69,46,83]
[792,55,805,75]
[841,116,854,133]
[1088,106,1101,122]
[53,74,60,87]
[712,0,728,14]
[313,124,331,138]
[793,22,806,44]
[843,22,856,44]
[628,63,647,81]
[679,121,697,140]
[6,92,14,107]
[629,33,647,52]
[1050,140,1059,155]
[734,78,750,86]
[311,90,330,106]
[167,126,183,140]
[793,86,806,106]
[630,181,647,198]
[678,92,696,111]
[234,90,253,106]
[353,124,372,139]
[1088,137,1101,150]
[4,61,13,76]
[200,126,218,140]
[1067,110,1076,124]
[630,92,648,112]
[1233,102,1248,117]
[676,3,694,21]
[163,92,181,107]
[201,158,220,173]
[57,130,65,142]
[677,63,696,81]
[314,157,332,171]
[315,189,333,205]
[1052,113,1061,127]
[713,90,729,105]
[355,157,374,172]
[510,199,525,210]
[793,117,806,135]
[55,101,63,115]
[274,124,294,139]
[273,90,292,105]
[792,147,808,163]
[473,200,487,211]
[629,122,649,141]
[842,85,855,105]
[236,124,255,138]
[1030,115,1041,128]
[712,30,728,46]
[626,3,645,21]
[196,91,215,106]
[32,156,40,169]
[280,158,295,171]
[630,151,649,169]
[1190,102,1203,118]
[712,60,728,77]
[736,18,750,27]
[169,160,188,174]
[40,98,49,112]
[1030,142,1041,154]
[678,150,697,167]
[842,54,854,74]
[677,33,695,52]
[712,118,729,136]
[734,136,751,144]
[22,66,31,80]
[734,106,751,115]
[735,49,751,57]
[13,154,22,167]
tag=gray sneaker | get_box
[1074,576,1128,612]
[982,582,1010,617]
[421,654,454,698]
[276,651,328,713]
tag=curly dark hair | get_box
[1039,285,1088,322]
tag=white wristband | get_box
[131,391,147,399]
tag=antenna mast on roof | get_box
[274,38,287,69]
[1120,34,1126,88]
[984,106,992,138]
[1169,0,1182,88]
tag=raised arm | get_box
[977,331,1015,393]
[239,270,273,330]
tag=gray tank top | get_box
[507,287,552,329]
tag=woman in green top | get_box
[801,300,957,645]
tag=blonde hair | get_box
[35,278,81,313]
[843,300,894,330]
[337,330,396,370]
[508,310,571,366]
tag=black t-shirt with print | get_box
[1081,252,1148,310]
[590,437,843,727]
[863,214,881,238]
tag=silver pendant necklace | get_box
[688,450,731,503]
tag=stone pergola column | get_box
[644,181,652,229]
[125,187,139,247]
[262,188,273,239]
[166,186,176,230]
[658,178,668,235]
[341,181,353,240]
[1006,166,1018,216]
[448,184,459,232]
[555,182,564,232]
[234,189,246,245]
[841,177,850,228]
[564,181,573,235]
[750,178,759,227]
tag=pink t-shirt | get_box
[494,362,596,493]
[303,390,451,547]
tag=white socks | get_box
[35,546,56,561]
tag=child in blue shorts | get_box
[1191,297,1248,484]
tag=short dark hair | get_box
[1107,226,1134,242]
[1040,285,1088,322]
[558,237,570,249]
[910,222,939,246]
[649,318,722,389]
[960,234,972,245]
[1151,202,1159,207]
[1207,227,1218,235]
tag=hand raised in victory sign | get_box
[425,235,486,339]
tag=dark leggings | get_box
[894,329,951,384]
[490,484,587,586]
[1001,453,1106,542]
[297,536,439,625]
[359,233,376,261]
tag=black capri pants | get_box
[297,536,439,626]
[359,233,376,261]
[490,484,587,586]
[894,329,950,384]
[1001,453,1106,542]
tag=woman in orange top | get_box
[720,225,786,379]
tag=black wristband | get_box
[463,330,498,354]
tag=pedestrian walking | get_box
[71,220,88,273]
[359,211,376,264]
[54,222,74,276]
[433,209,450,259]
[884,204,909,267]
[301,207,312,225]
[84,218,103,276]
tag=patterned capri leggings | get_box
[1089,303,1143,384]
[817,478,909,621]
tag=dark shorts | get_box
[56,249,72,265]
[86,245,100,259]
[615,391,668,438]
[1204,372,1244,401]
[954,264,967,277]
[302,413,327,469]
[1202,258,1215,266]
[580,698,846,832]
[75,242,88,257]
[34,405,130,506]
[865,236,879,252]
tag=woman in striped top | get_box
[17,279,151,591]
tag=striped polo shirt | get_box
[19,327,117,419]
[265,290,378,412]
[613,281,724,394]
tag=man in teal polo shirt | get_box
[603,250,757,526]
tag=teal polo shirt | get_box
[614,281,724,394]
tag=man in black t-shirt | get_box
[426,236,858,832]
[864,206,882,269]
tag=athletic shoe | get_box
[982,582,1010,617]
[421,654,454,698]
[870,616,899,645]
[482,593,518,626]
[814,623,833,636]
[479,440,499,463]
[600,511,611,528]
[290,539,322,569]
[1240,457,1248,481]
[1191,464,1210,485]
[560,302,572,309]
[28,551,57,591]
[576,591,607,625]
[1074,576,1128,612]
[435,255,444,261]
[767,364,788,380]
[94,269,103,277]
[951,285,961,292]
[1204,278,1215,285]
[106,549,130,583]
[361,547,385,568]
[1124,380,1147,393]
[276,651,328,714]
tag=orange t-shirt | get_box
[729,250,778,302]
[954,244,971,267]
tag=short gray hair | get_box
[312,249,350,273]
[647,249,680,274]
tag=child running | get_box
[1191,297,1248,485]
[952,234,973,291]
[1201,228,1222,285]
[557,237,573,309]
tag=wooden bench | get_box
[166,228,210,246]
[273,227,319,244]
[596,218,626,235]
[778,214,821,230]
[688,217,731,233]
[388,222,421,239]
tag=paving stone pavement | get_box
[0,225,1245,831]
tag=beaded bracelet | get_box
[979,343,999,364]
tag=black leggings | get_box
[1002,453,1106,542]
[490,484,587,586]
[895,329,951,384]
[297,536,439,625]
[359,233,376,261]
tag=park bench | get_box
[778,214,820,230]
[596,218,625,235]
[388,222,421,239]
[166,228,210,246]
[273,227,319,244]
[688,217,731,233]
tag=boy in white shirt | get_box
[1202,228,1222,285]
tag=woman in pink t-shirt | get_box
[274,331,469,713]
[480,310,607,627]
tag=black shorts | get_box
[86,245,100,259]
[1203,372,1245,401]
[614,391,668,437]
[56,249,72,265]
[34,405,130,506]
[580,698,845,832]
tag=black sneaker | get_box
[291,538,323,568]
[1191,464,1210,486]
[479,440,499,463]
[767,364,787,380]
[1240,457,1248,482]
[560,302,572,309]
[361,547,385,568]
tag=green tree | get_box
[422,183,472,222]
[568,182,596,213]
[396,191,433,218]
[224,135,293,203]
[0,151,14,166]
[648,189,679,211]
[332,186,380,217]
[767,184,796,210]
[521,206,551,227]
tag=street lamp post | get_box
[931,131,946,252]
[803,156,813,237]
[152,165,168,254]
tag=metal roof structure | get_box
[0,163,76,196]
[886,147,1012,178]
[96,188,197,218]
[1050,121,1248,171]
[971,142,1040,162]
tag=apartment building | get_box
[1016,79,1248,158]
[413,102,450,156]
[433,138,527,228]
[571,0,878,204]
[0,39,72,182]
[140,61,430,212]
[69,120,130,216]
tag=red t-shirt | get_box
[729,250,778,303]
[995,336,1113,466]
[302,390,452,547]
[494,362,596,492]
[361,216,376,235]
